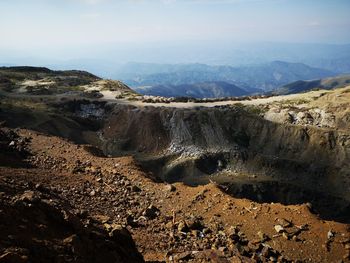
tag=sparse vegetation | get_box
[101,80,132,92]
[232,103,268,116]
[25,84,86,95]
[0,66,99,96]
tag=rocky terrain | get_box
[97,87,350,224]
[0,67,350,262]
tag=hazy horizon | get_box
[1,0,350,64]
[0,0,350,78]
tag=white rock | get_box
[274,225,285,233]
[327,230,334,239]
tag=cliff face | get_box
[99,104,350,218]
[101,104,349,166]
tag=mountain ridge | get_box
[274,74,350,95]
[133,81,251,98]
[118,61,335,97]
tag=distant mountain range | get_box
[3,42,349,99]
[133,81,250,98]
[2,42,350,75]
[273,74,350,95]
[117,61,336,98]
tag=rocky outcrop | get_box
[101,105,349,174]
[0,180,144,263]
[264,107,336,128]
[99,104,350,221]
[0,127,31,167]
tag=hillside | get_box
[0,66,137,98]
[274,74,350,95]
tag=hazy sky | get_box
[1,0,350,47]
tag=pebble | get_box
[164,184,176,192]
[274,225,285,233]
[327,230,334,239]
[19,191,40,203]
[282,232,289,240]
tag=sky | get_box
[0,0,350,63]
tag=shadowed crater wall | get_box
[100,104,350,222]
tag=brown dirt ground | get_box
[0,128,349,262]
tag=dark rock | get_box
[131,185,141,192]
[142,205,160,219]
[178,221,189,233]
[261,246,271,258]
[126,214,138,227]
[186,216,204,231]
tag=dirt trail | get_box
[101,87,350,108]
[3,74,348,110]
